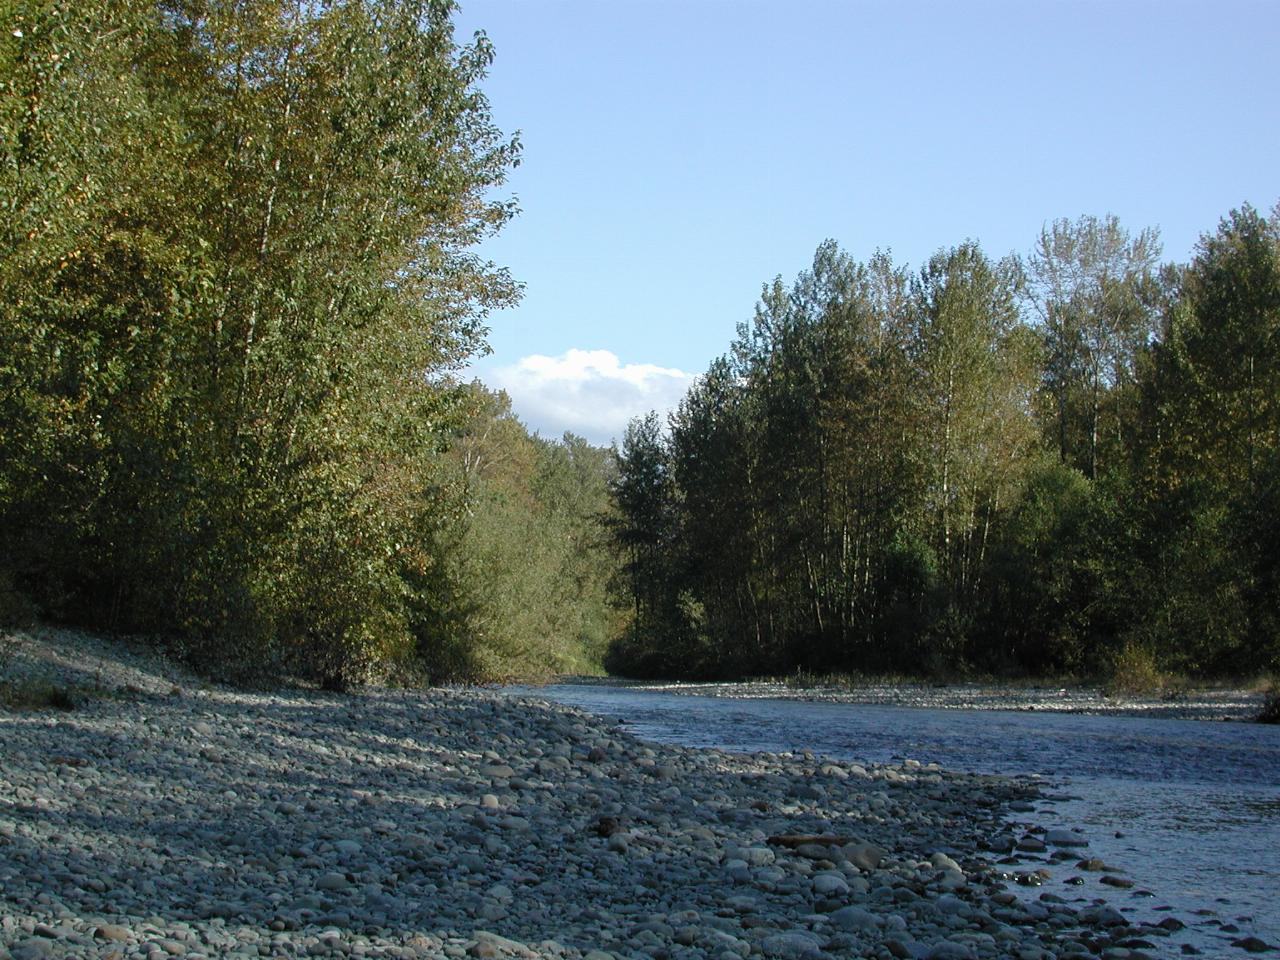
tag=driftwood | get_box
[766,834,859,848]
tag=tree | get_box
[907,242,1039,647]
[1025,215,1161,478]
[606,412,683,674]
[419,387,620,679]
[1133,204,1280,672]
[0,0,522,683]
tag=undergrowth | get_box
[1258,681,1280,724]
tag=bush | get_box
[1258,683,1280,724]
[0,572,36,631]
[1106,640,1170,696]
[0,679,79,711]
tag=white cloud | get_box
[487,349,696,446]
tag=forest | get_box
[609,213,1280,682]
[2,1,1277,687]
[0,0,619,684]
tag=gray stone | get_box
[315,872,350,892]
[829,905,879,932]
[841,842,887,871]
[1044,829,1088,848]
[812,873,849,897]
[761,933,822,960]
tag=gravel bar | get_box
[555,678,1266,722]
[1,629,1210,960]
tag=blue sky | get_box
[454,0,1279,445]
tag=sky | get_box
[452,0,1280,446]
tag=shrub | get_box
[0,680,79,711]
[1258,682,1280,724]
[1106,640,1169,696]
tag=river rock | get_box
[829,905,879,932]
[761,932,822,960]
[1045,829,1088,847]
[812,872,849,896]
[315,873,350,892]
[841,841,886,871]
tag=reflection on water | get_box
[516,683,1280,953]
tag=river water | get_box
[517,683,1280,956]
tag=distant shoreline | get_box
[540,676,1267,722]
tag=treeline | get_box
[608,210,1280,681]
[0,1,616,683]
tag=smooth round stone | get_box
[315,873,350,892]
[761,933,822,960]
[930,852,963,873]
[11,940,54,960]
[924,941,977,960]
[812,873,849,897]
[736,846,775,867]
[1045,829,1088,848]
[829,905,879,932]
[841,842,886,871]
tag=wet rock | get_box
[1045,829,1089,847]
[1101,875,1135,889]
[1231,937,1275,954]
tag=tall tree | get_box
[668,356,766,670]
[608,412,680,670]
[1133,205,1280,671]
[907,243,1038,649]
[1025,215,1161,478]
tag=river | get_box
[514,682,1280,956]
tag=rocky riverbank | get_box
[0,629,1221,960]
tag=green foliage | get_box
[1105,640,1170,697]
[415,386,621,680]
[0,0,525,683]
[0,678,78,711]
[0,571,36,630]
[607,211,1280,683]
[1130,204,1280,676]
[982,461,1105,673]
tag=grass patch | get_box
[0,679,80,711]
[2,631,96,710]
